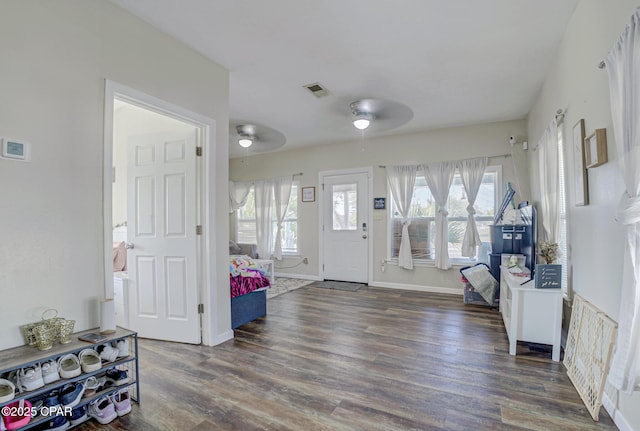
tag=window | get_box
[236,183,299,254]
[389,167,499,262]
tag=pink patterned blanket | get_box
[230,255,271,298]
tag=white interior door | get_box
[126,130,200,343]
[322,172,369,283]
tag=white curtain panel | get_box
[272,176,293,260]
[458,157,488,258]
[537,119,560,243]
[386,165,418,269]
[229,180,253,213]
[254,180,273,259]
[423,161,456,269]
[606,7,640,394]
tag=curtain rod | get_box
[231,172,303,182]
[378,154,512,169]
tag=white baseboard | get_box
[274,272,322,281]
[209,329,234,346]
[603,393,633,431]
[369,281,463,296]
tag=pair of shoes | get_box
[58,382,85,408]
[0,379,15,403]
[78,349,102,373]
[82,376,112,398]
[105,368,129,386]
[41,360,60,384]
[111,389,131,416]
[88,396,117,425]
[57,354,81,379]
[39,415,69,431]
[69,405,88,426]
[96,344,118,363]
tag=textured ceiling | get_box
[110,0,579,158]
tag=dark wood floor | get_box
[77,285,618,430]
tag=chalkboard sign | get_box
[535,264,562,289]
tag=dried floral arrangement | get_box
[537,241,559,264]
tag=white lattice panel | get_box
[563,294,617,421]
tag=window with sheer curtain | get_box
[389,166,499,262]
[236,183,299,254]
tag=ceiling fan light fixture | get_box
[238,137,253,148]
[352,112,372,130]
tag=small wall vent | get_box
[303,82,329,98]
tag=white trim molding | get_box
[370,281,463,296]
[603,393,633,431]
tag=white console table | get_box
[499,266,563,361]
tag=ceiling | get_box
[110,0,579,158]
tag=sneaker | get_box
[41,360,60,384]
[97,344,118,363]
[43,389,60,408]
[112,339,129,358]
[40,415,69,431]
[57,354,81,379]
[69,405,87,426]
[88,396,117,425]
[0,378,15,403]
[105,368,129,386]
[58,382,85,408]
[111,389,131,416]
[78,348,102,373]
[18,364,45,391]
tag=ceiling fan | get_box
[347,98,413,132]
[229,121,286,153]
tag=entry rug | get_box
[267,277,315,299]
[312,280,366,291]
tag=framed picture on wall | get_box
[573,119,589,206]
[302,186,315,202]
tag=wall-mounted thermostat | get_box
[1,138,31,162]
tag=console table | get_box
[499,266,563,361]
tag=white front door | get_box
[126,130,200,344]
[321,171,369,283]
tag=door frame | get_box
[103,79,217,345]
[318,167,373,284]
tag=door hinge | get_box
[198,303,204,314]
[196,225,203,235]
[322,183,324,191]
[196,147,203,157]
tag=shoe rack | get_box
[0,327,139,429]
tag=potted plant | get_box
[535,241,561,288]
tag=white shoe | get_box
[97,343,118,362]
[57,354,81,379]
[41,360,60,384]
[18,364,45,391]
[112,339,129,358]
[0,379,15,403]
[111,389,131,416]
[89,396,117,425]
[79,348,102,373]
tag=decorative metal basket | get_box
[20,309,75,348]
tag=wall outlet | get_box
[302,257,309,264]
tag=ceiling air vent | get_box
[303,82,329,98]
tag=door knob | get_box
[362,235,368,239]
[125,243,135,250]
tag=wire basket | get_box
[20,309,75,349]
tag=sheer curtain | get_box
[458,157,488,258]
[254,180,273,259]
[387,165,418,269]
[423,161,456,269]
[606,7,640,394]
[272,176,293,260]
[229,180,253,213]
[538,119,560,242]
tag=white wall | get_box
[0,0,230,350]
[230,119,528,292]
[527,0,638,428]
